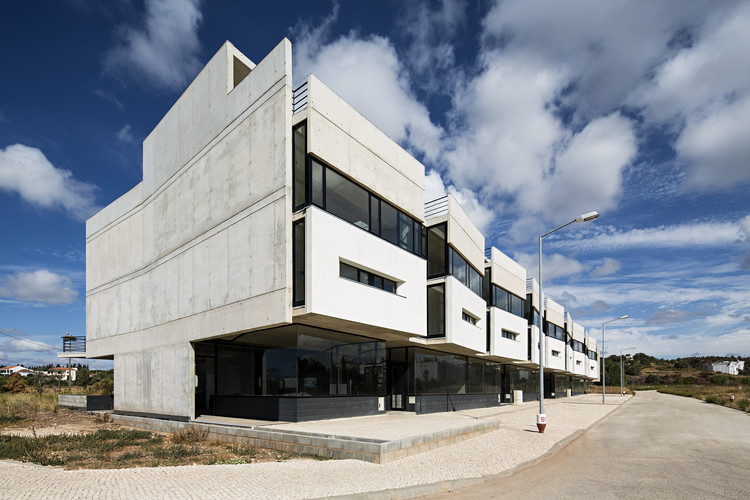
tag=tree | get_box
[75,366,91,388]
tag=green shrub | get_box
[737,399,749,412]
[704,395,718,404]
[645,374,659,384]
[710,374,729,385]
[740,376,750,385]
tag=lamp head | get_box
[575,211,600,223]
[619,315,629,320]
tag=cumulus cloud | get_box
[105,0,203,91]
[397,0,466,94]
[515,251,586,281]
[0,144,99,220]
[292,5,444,163]
[425,170,493,232]
[630,1,750,189]
[0,270,78,305]
[591,258,622,278]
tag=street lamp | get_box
[601,316,628,404]
[537,211,599,433]
[620,346,635,396]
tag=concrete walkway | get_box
[0,394,628,500]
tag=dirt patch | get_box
[0,409,121,437]
[0,409,319,469]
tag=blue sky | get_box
[1,0,749,368]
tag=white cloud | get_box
[0,144,99,220]
[676,95,750,189]
[629,1,750,189]
[0,270,78,305]
[397,0,466,94]
[514,251,586,281]
[105,0,203,91]
[591,258,621,278]
[425,170,493,232]
[116,124,135,143]
[553,218,747,252]
[293,7,443,163]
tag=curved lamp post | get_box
[601,315,628,404]
[620,346,635,396]
[537,211,599,433]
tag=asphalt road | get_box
[430,390,750,499]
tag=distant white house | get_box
[706,360,745,375]
[0,365,33,377]
[45,366,78,382]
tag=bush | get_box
[737,399,750,412]
[740,376,750,385]
[710,374,729,385]
[704,395,718,404]
[645,374,659,384]
[2,375,28,394]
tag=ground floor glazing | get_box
[194,324,591,421]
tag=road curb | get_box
[315,396,634,500]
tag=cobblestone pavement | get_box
[0,394,628,500]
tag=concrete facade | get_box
[86,39,601,423]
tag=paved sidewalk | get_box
[0,394,629,500]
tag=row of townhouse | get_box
[84,39,599,423]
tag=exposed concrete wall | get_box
[306,76,425,221]
[488,247,526,298]
[545,297,565,327]
[86,39,294,418]
[445,196,484,273]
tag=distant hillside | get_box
[604,353,748,387]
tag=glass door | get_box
[389,348,408,410]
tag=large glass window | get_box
[491,284,525,319]
[302,153,424,258]
[427,224,447,278]
[545,321,565,341]
[446,247,483,297]
[293,122,307,210]
[293,220,305,306]
[325,168,370,230]
[414,349,466,394]
[427,284,445,337]
[207,326,386,398]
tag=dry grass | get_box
[0,393,57,422]
[657,384,750,412]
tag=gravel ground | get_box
[0,394,628,500]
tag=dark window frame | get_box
[339,262,397,294]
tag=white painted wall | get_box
[305,207,426,336]
[444,276,487,353]
[489,308,528,361]
[546,337,567,371]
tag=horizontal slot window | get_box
[340,262,397,294]
[552,350,561,357]
[462,311,477,325]
[501,330,518,341]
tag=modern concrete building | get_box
[85,39,599,423]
